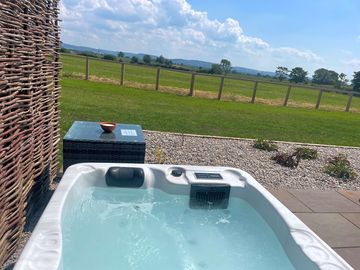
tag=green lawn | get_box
[61,54,360,112]
[60,78,360,151]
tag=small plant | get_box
[294,147,318,160]
[324,154,357,180]
[272,152,300,168]
[253,139,278,152]
[155,148,166,164]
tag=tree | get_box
[352,71,360,92]
[289,67,308,83]
[118,52,124,58]
[156,55,165,64]
[143,54,151,64]
[131,56,139,63]
[275,66,289,81]
[220,59,231,74]
[60,48,70,53]
[338,73,348,88]
[103,54,116,61]
[209,64,222,74]
[164,59,172,67]
[312,68,339,85]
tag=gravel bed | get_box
[3,131,359,269]
[145,131,360,190]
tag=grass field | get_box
[60,78,360,151]
[61,54,360,112]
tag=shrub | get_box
[294,147,318,160]
[78,51,99,58]
[60,48,70,53]
[272,152,300,168]
[103,54,116,61]
[253,139,278,152]
[131,56,139,63]
[155,148,166,164]
[324,154,357,180]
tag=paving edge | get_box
[143,130,360,150]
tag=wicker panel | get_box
[0,0,60,265]
[63,139,146,170]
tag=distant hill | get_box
[61,43,149,59]
[171,59,213,69]
[171,58,275,76]
[232,67,275,77]
[62,43,275,76]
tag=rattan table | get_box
[63,121,145,171]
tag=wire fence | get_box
[62,54,360,113]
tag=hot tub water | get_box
[62,187,295,270]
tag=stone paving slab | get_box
[269,189,312,213]
[333,248,360,270]
[338,190,360,206]
[341,213,360,229]
[289,190,360,213]
[294,213,360,248]
[271,190,360,269]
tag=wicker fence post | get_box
[315,89,323,109]
[283,85,292,106]
[345,93,353,112]
[218,76,225,100]
[251,81,258,103]
[155,67,161,90]
[189,73,196,96]
[85,57,89,80]
[120,63,125,86]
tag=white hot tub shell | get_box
[14,163,353,270]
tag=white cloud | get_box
[339,49,352,55]
[344,58,360,66]
[271,47,323,62]
[341,58,360,76]
[60,0,323,71]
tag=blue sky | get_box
[60,0,360,77]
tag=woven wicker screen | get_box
[0,0,61,264]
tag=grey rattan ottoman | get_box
[63,121,145,171]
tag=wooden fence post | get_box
[283,85,292,106]
[155,68,161,90]
[189,73,196,96]
[251,81,258,103]
[120,63,125,86]
[345,93,353,112]
[217,76,225,100]
[85,57,89,80]
[315,89,323,109]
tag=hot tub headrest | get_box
[105,167,144,188]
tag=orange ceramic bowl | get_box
[99,122,116,133]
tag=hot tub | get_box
[14,164,352,270]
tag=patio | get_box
[271,189,360,269]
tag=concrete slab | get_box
[341,213,360,229]
[334,248,360,270]
[290,190,360,213]
[295,213,360,248]
[269,189,312,212]
[338,190,360,206]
